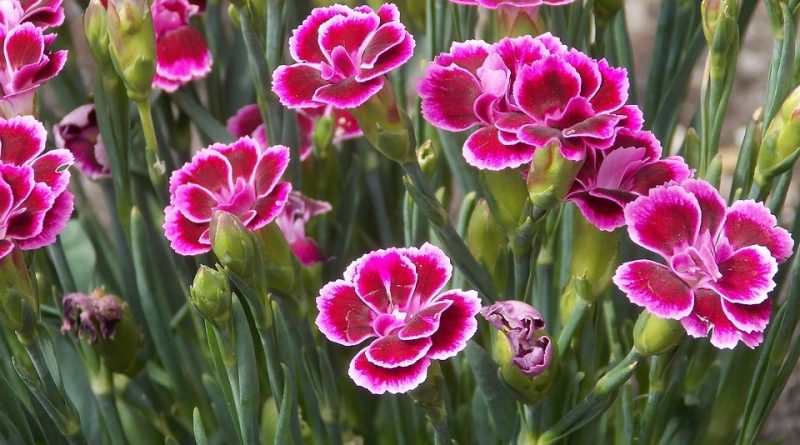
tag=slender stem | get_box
[135,100,164,189]
[557,297,588,354]
[432,420,451,445]
[94,367,129,445]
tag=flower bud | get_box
[633,311,685,356]
[210,211,260,281]
[467,199,509,292]
[84,0,113,72]
[570,212,619,302]
[481,301,556,404]
[254,223,296,296]
[190,265,232,327]
[409,361,446,424]
[417,140,438,179]
[594,0,624,24]
[351,84,417,164]
[96,303,146,376]
[480,169,527,233]
[313,114,335,153]
[0,249,38,338]
[106,0,156,102]
[702,0,736,47]
[526,144,584,210]
[756,85,800,184]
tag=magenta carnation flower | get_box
[275,191,331,266]
[613,179,794,349]
[0,115,74,259]
[565,127,692,231]
[227,104,361,160]
[419,34,636,170]
[151,0,212,92]
[316,243,481,394]
[0,22,67,118]
[163,137,292,256]
[0,0,64,29]
[481,300,553,376]
[272,3,415,110]
[54,104,110,180]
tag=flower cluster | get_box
[419,33,635,170]
[0,115,74,259]
[54,104,110,180]
[272,3,415,110]
[613,180,793,349]
[164,136,291,256]
[151,0,212,92]
[316,243,481,394]
[0,0,67,117]
[227,104,361,160]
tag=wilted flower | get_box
[54,104,110,179]
[0,22,67,117]
[227,104,361,160]
[151,0,212,92]
[0,0,65,29]
[0,115,74,259]
[61,289,124,344]
[272,3,415,109]
[275,191,331,266]
[316,243,481,394]
[418,34,635,170]
[613,179,794,349]
[163,137,291,255]
[481,300,552,376]
[565,128,692,231]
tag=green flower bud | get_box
[756,85,800,185]
[467,199,509,293]
[210,211,260,281]
[409,361,447,424]
[633,311,685,356]
[84,0,113,72]
[570,212,619,302]
[313,114,335,155]
[190,265,233,327]
[702,0,737,48]
[0,249,38,338]
[106,0,156,102]
[480,169,527,233]
[253,223,296,296]
[417,140,438,179]
[526,144,584,210]
[350,84,417,164]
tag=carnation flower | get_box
[275,191,331,266]
[316,243,481,394]
[163,137,291,255]
[565,127,691,231]
[0,0,64,29]
[226,104,361,160]
[272,3,415,109]
[0,115,74,259]
[481,300,553,376]
[0,22,67,117]
[613,179,794,349]
[151,0,212,92]
[54,104,110,180]
[418,34,635,170]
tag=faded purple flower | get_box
[275,191,331,266]
[54,104,110,179]
[61,289,124,344]
[481,300,553,375]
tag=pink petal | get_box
[316,280,375,346]
[169,149,232,196]
[214,136,260,181]
[463,126,536,170]
[272,64,329,109]
[710,245,777,305]
[155,26,212,89]
[253,144,290,196]
[517,124,561,148]
[29,149,72,194]
[564,49,601,98]
[318,12,379,58]
[630,157,692,195]
[174,184,217,223]
[16,189,73,250]
[365,334,432,368]
[624,184,700,258]
[0,115,46,165]
[564,114,620,139]
[514,55,581,119]
[357,33,415,81]
[4,23,44,69]
[418,64,482,131]
[288,4,351,63]
[681,179,726,239]
[0,163,34,203]
[353,249,418,314]
[680,289,751,349]
[312,76,384,109]
[569,191,626,231]
[402,242,453,306]
[434,40,491,76]
[290,238,325,265]
[163,205,210,255]
[427,290,481,360]
[722,298,771,334]
[723,200,794,263]
[348,349,430,394]
[398,300,452,340]
[613,260,694,319]
[618,105,645,131]
[226,104,262,139]
[0,181,14,221]
[249,182,291,229]
[589,59,628,113]
[0,240,14,260]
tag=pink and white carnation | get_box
[316,243,481,394]
[613,179,794,349]
[0,22,67,118]
[565,127,692,231]
[151,0,212,93]
[272,3,415,109]
[0,115,74,259]
[0,0,64,29]
[227,104,361,160]
[418,33,636,170]
[54,104,110,180]
[275,191,331,266]
[163,136,291,256]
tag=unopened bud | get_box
[417,140,437,178]
[467,199,509,292]
[480,169,527,233]
[210,211,259,280]
[351,84,416,164]
[756,85,800,184]
[526,144,584,209]
[633,311,685,356]
[570,212,619,302]
[190,265,232,327]
[253,223,296,296]
[409,361,446,424]
[0,249,38,338]
[84,0,113,71]
[106,0,156,102]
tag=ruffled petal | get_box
[589,59,628,113]
[418,64,482,131]
[723,200,794,263]
[16,189,73,250]
[402,242,453,306]
[365,334,432,368]
[272,64,329,109]
[214,136,260,181]
[353,249,418,314]
[253,144,290,196]
[0,115,46,165]
[613,260,694,319]
[514,55,581,120]
[249,182,291,229]
[348,349,430,394]
[312,76,384,109]
[722,298,771,334]
[316,280,375,346]
[681,179,726,239]
[155,26,212,91]
[169,149,232,196]
[288,4,351,63]
[463,126,536,170]
[398,300,452,340]
[173,184,217,223]
[163,205,210,255]
[427,290,481,360]
[710,245,777,305]
[681,289,756,349]
[624,184,700,257]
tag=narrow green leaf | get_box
[464,342,519,442]
[233,295,260,445]
[193,408,209,445]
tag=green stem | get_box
[135,100,164,189]
[94,367,129,445]
[557,297,589,354]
